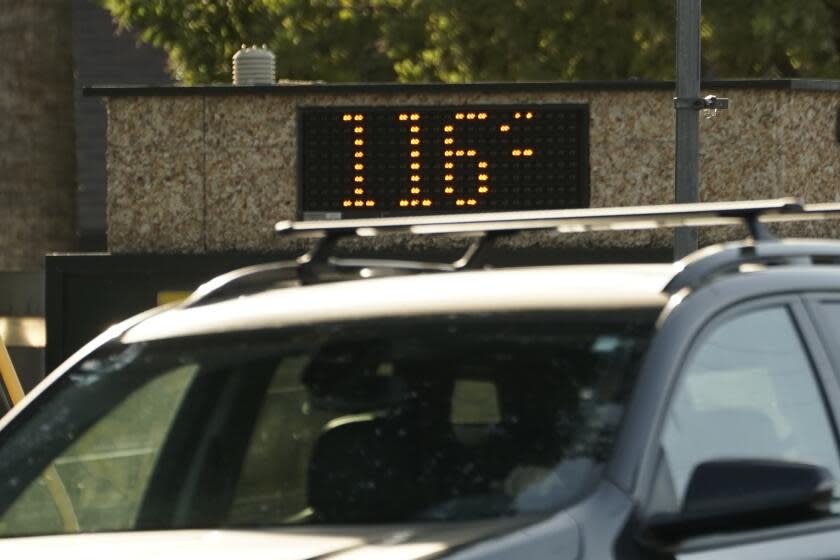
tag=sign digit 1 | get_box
[341,113,375,209]
[398,113,431,208]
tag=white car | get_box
[1,199,840,560]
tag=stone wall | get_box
[100,82,840,254]
[0,1,77,271]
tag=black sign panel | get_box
[299,105,589,219]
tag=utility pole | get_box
[674,0,702,260]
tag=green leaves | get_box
[704,0,840,78]
[99,0,840,84]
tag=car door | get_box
[642,296,840,560]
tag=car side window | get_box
[650,305,840,514]
[0,363,197,537]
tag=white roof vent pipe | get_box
[232,45,276,85]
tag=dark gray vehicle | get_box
[0,199,839,559]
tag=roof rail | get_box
[183,232,494,308]
[665,238,840,294]
[186,199,840,307]
[182,261,302,307]
[660,201,840,293]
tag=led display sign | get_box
[299,105,589,219]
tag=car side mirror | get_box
[639,459,834,547]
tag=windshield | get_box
[0,310,656,537]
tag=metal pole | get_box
[674,0,701,260]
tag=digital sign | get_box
[298,105,589,219]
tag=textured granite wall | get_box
[0,1,77,271]
[103,85,840,254]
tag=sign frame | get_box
[296,103,590,220]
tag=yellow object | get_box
[43,467,80,532]
[0,316,45,348]
[157,291,193,306]
[0,335,24,406]
[0,331,80,532]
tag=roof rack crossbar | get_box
[186,229,503,302]
[307,230,507,277]
[184,199,840,306]
[742,211,777,242]
[298,233,346,284]
[275,198,809,240]
[322,234,483,274]
[183,233,356,306]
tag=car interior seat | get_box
[307,416,428,523]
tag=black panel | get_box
[298,105,589,218]
[44,254,295,373]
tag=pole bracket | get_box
[674,94,730,111]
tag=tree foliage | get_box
[101,0,840,84]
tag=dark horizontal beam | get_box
[83,79,840,97]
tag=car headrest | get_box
[307,417,427,523]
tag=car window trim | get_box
[802,294,840,420]
[636,295,840,552]
[794,295,840,450]
[137,359,276,530]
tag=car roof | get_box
[120,263,674,344]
